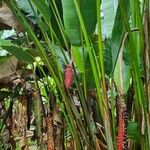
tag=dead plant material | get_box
[0,3,23,32]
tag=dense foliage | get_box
[0,0,149,150]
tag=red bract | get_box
[117,111,125,150]
[65,64,73,89]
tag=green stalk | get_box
[120,0,149,148]
[49,0,69,50]
[72,0,103,114]
[69,46,97,147]
[96,0,114,149]
[28,0,69,62]
[28,0,65,84]
[120,0,146,114]
[73,0,114,149]
[8,1,83,148]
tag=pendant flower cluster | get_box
[64,64,73,90]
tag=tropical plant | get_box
[0,0,149,150]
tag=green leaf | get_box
[86,55,96,89]
[104,0,130,75]
[50,0,65,45]
[80,0,97,35]
[50,44,70,71]
[31,0,52,24]
[111,0,130,68]
[72,46,85,73]
[127,121,140,142]
[102,0,118,37]
[62,0,97,46]
[17,0,34,15]
[0,40,35,63]
[103,39,113,75]
[62,0,81,46]
[114,61,131,94]
[0,55,11,63]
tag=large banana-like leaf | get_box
[62,0,97,46]
[103,0,130,76]
[62,0,81,46]
[80,0,97,35]
[102,0,118,37]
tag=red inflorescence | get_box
[117,111,125,150]
[65,64,73,89]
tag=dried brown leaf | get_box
[0,3,23,32]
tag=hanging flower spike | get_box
[65,64,73,90]
[117,101,128,150]
[117,111,125,150]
